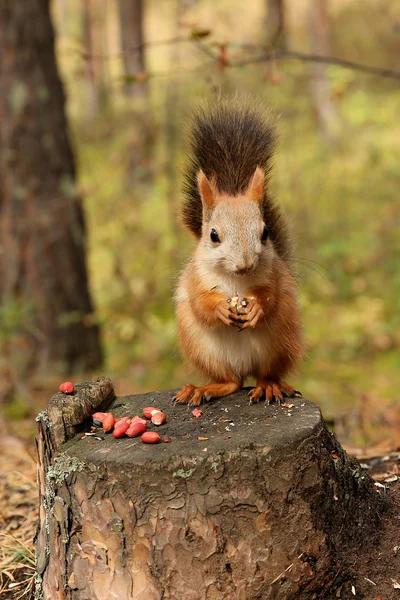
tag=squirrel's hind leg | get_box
[174,381,241,407]
[249,379,302,405]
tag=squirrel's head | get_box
[197,167,275,277]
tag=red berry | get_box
[59,382,74,394]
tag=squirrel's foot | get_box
[248,380,302,405]
[174,381,241,406]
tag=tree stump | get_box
[35,377,385,600]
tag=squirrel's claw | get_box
[248,380,300,405]
[237,300,264,330]
[216,303,238,327]
[173,384,206,406]
[173,384,196,404]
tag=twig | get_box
[74,34,400,81]
[233,49,400,80]
[267,552,304,586]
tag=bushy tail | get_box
[182,96,291,259]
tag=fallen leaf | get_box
[198,436,208,441]
[351,585,356,595]
[190,28,211,39]
[192,409,202,418]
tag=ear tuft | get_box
[246,167,265,204]
[197,170,217,210]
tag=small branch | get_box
[72,34,400,82]
[233,49,400,80]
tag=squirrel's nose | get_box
[235,259,255,274]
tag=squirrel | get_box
[174,98,304,407]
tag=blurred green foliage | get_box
[47,0,400,441]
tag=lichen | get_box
[47,452,85,487]
[34,572,43,600]
[42,453,86,559]
[173,468,195,479]
[35,410,50,426]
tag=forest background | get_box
[1,0,400,451]
[1,1,400,596]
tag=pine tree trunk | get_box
[164,0,185,244]
[309,0,338,139]
[266,0,286,49]
[118,0,146,99]
[0,0,102,397]
[36,380,386,600]
[82,0,99,122]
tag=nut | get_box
[102,413,115,433]
[92,412,106,422]
[59,382,74,394]
[141,431,161,444]
[126,422,147,438]
[143,407,161,419]
[113,422,129,438]
[151,411,167,426]
[114,416,130,426]
[130,416,148,425]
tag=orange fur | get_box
[175,251,304,405]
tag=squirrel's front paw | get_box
[215,300,241,327]
[238,297,264,329]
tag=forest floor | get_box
[0,432,399,600]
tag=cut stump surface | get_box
[35,379,386,600]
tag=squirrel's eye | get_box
[210,229,220,243]
[261,225,269,242]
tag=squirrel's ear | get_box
[246,167,265,204]
[197,170,217,211]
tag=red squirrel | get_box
[174,99,304,406]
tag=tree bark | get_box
[82,0,99,122]
[308,0,338,140]
[164,0,185,244]
[0,0,102,397]
[36,380,386,600]
[118,0,146,99]
[266,0,286,49]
